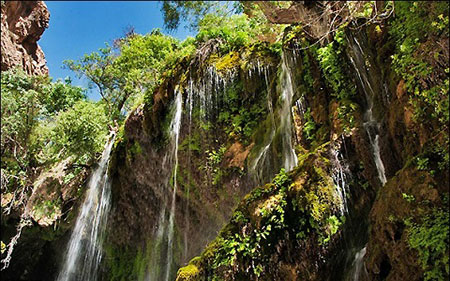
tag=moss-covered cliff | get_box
[2,2,447,281]
[171,2,449,281]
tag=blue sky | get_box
[39,1,193,100]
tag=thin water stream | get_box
[279,51,299,171]
[57,134,115,281]
[164,90,183,281]
[251,49,298,180]
[347,33,387,186]
[344,31,389,281]
[146,90,183,281]
[351,246,368,281]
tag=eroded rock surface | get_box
[1,1,49,75]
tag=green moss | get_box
[177,145,345,280]
[179,131,202,152]
[211,51,241,73]
[130,140,142,156]
[104,245,137,281]
[104,238,163,281]
[176,264,200,281]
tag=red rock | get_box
[1,1,49,75]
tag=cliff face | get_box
[1,1,49,75]
[169,2,449,281]
[2,2,447,281]
[104,44,284,280]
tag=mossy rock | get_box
[176,263,200,281]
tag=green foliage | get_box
[231,210,247,224]
[320,215,343,244]
[272,168,289,188]
[63,46,117,111]
[406,209,449,281]
[38,100,109,164]
[316,42,354,101]
[160,1,240,32]
[207,146,226,166]
[402,193,416,203]
[64,30,196,117]
[302,108,316,141]
[197,14,253,52]
[218,80,267,143]
[179,130,202,156]
[390,1,449,127]
[44,77,86,114]
[196,12,284,53]
[206,145,226,185]
[1,69,90,199]
[416,156,430,171]
[315,28,357,134]
[212,190,288,276]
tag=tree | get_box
[1,69,85,172]
[63,46,120,118]
[64,29,196,118]
[160,1,241,32]
[161,1,394,45]
[38,100,110,164]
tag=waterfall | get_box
[347,34,387,186]
[250,50,298,181]
[250,65,276,183]
[183,79,194,263]
[350,246,367,281]
[279,51,299,172]
[330,138,350,214]
[164,90,183,281]
[145,91,183,281]
[57,134,115,281]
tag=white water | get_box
[183,79,195,262]
[351,246,367,281]
[164,90,183,281]
[250,50,299,185]
[347,35,387,186]
[330,139,349,214]
[57,134,115,281]
[250,66,276,183]
[279,51,299,171]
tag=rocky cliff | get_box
[1,1,49,75]
[1,2,448,281]
[170,2,449,281]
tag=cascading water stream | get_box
[251,50,298,179]
[279,51,299,171]
[183,79,195,263]
[250,65,276,183]
[164,90,183,281]
[350,246,368,281]
[146,91,183,281]
[330,139,350,215]
[57,134,115,281]
[347,33,387,186]
[342,31,389,281]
